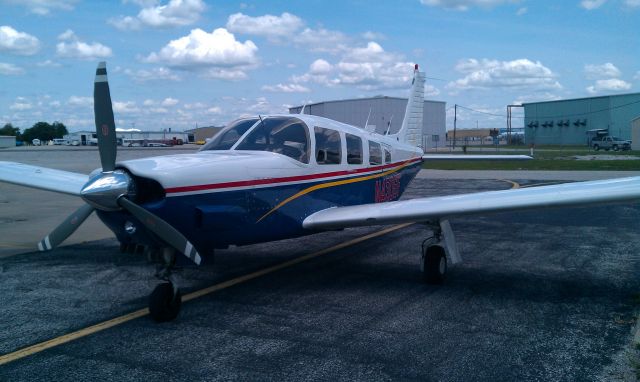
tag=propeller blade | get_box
[38,204,95,251]
[117,197,202,265]
[93,61,117,172]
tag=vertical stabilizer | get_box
[393,64,425,146]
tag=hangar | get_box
[289,96,446,149]
[524,92,640,146]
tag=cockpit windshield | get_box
[234,117,310,163]
[200,118,258,151]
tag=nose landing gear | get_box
[149,248,182,322]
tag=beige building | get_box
[186,126,223,143]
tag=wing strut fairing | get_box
[303,176,640,230]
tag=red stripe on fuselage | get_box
[164,157,422,194]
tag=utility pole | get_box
[506,104,523,145]
[453,104,457,149]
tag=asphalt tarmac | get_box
[1,146,640,381]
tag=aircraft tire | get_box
[422,245,447,284]
[149,283,182,322]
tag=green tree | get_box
[22,121,68,143]
[0,123,21,138]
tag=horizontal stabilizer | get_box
[303,176,640,230]
[422,154,532,161]
[0,161,89,196]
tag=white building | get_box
[0,135,16,148]
[65,129,191,145]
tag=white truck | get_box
[592,136,631,151]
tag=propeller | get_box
[37,204,95,251]
[37,62,201,265]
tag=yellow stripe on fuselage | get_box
[256,161,417,223]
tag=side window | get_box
[315,127,342,164]
[346,133,363,164]
[369,141,382,165]
[384,148,391,164]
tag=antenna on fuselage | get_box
[299,103,307,115]
[363,107,372,129]
[384,115,394,135]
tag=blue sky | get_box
[1,0,638,132]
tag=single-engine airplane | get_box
[1,63,639,322]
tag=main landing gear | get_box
[149,248,182,322]
[420,219,462,284]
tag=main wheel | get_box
[149,283,182,322]
[421,245,447,284]
[593,144,599,151]
[613,144,619,151]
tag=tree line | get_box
[0,122,68,143]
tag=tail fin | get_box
[393,64,425,146]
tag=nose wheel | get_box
[149,248,182,322]
[149,282,182,322]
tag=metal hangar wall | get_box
[524,92,640,145]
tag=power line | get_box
[456,105,524,119]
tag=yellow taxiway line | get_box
[0,223,413,366]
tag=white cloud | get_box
[425,84,441,97]
[36,60,61,67]
[145,28,258,71]
[203,68,249,81]
[625,0,640,7]
[584,62,621,79]
[0,26,40,55]
[113,101,140,114]
[225,12,349,54]
[580,0,607,9]
[420,0,516,11]
[124,67,181,82]
[67,96,93,107]
[293,43,416,91]
[586,78,631,94]
[109,0,206,30]
[161,97,179,106]
[309,59,332,74]
[261,83,310,93]
[362,31,385,40]
[2,0,77,15]
[516,7,527,15]
[0,62,25,75]
[9,97,32,110]
[56,30,112,60]
[447,58,562,91]
[294,28,348,54]
[206,106,222,114]
[226,12,303,41]
[514,92,563,104]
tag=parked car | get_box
[592,136,631,151]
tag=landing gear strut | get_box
[149,248,182,322]
[420,219,461,284]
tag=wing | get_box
[303,176,640,230]
[0,161,89,196]
[422,154,532,160]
